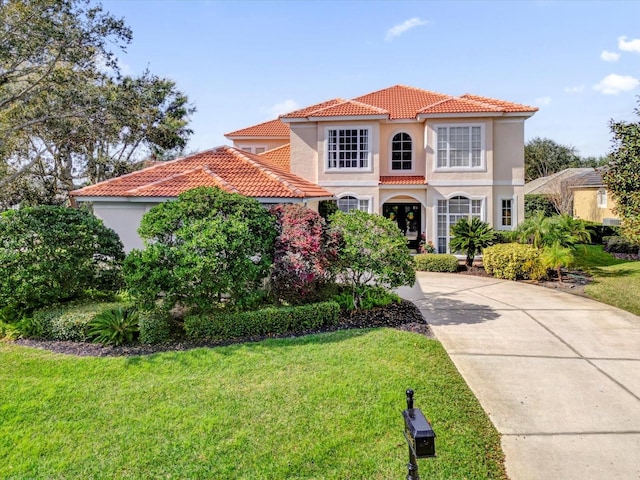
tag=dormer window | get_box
[391,132,412,170]
[326,127,371,170]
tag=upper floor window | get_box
[391,132,412,170]
[436,125,483,169]
[337,195,370,213]
[327,128,370,170]
[597,188,607,208]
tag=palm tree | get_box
[541,242,574,283]
[449,217,495,268]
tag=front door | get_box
[382,203,421,250]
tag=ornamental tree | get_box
[124,187,277,312]
[603,98,640,243]
[0,206,125,317]
[329,210,415,309]
[269,204,341,304]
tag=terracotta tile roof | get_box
[379,176,426,185]
[307,99,388,117]
[354,85,451,119]
[279,85,537,121]
[280,98,345,118]
[460,94,538,113]
[258,143,290,171]
[70,146,333,200]
[224,119,289,138]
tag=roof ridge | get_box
[233,149,304,197]
[127,166,206,194]
[202,166,239,194]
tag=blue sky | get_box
[101,0,640,158]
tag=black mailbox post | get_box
[402,389,436,480]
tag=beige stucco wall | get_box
[231,139,288,152]
[379,123,426,176]
[493,120,526,185]
[573,188,619,223]
[289,124,318,182]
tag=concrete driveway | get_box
[398,272,640,480]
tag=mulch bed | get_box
[15,299,433,358]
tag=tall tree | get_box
[603,97,640,243]
[0,0,194,208]
[524,137,581,181]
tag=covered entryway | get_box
[382,203,421,250]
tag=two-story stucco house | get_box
[72,84,537,253]
[227,85,538,252]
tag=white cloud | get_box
[564,85,585,93]
[385,17,428,41]
[266,99,300,118]
[593,73,640,95]
[601,50,620,62]
[535,96,551,106]
[618,36,640,53]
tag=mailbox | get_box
[402,407,436,458]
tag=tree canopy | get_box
[524,137,581,182]
[0,0,194,208]
[603,97,640,243]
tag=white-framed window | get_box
[326,127,371,170]
[240,145,267,154]
[391,132,412,171]
[337,195,370,213]
[597,188,607,208]
[436,124,484,169]
[436,196,483,253]
[500,198,514,229]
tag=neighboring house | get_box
[69,146,333,251]
[524,168,593,215]
[227,85,537,252]
[570,169,620,225]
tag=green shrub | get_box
[494,230,520,244]
[359,286,400,310]
[524,195,557,218]
[139,309,174,344]
[483,243,547,281]
[31,302,127,342]
[88,307,139,346]
[605,236,640,254]
[586,224,620,245]
[0,206,125,317]
[414,253,459,272]
[185,301,340,341]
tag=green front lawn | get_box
[573,245,640,315]
[0,329,506,479]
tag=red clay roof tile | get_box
[379,176,426,185]
[70,146,332,200]
[224,119,290,138]
[258,143,290,171]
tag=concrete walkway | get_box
[398,272,640,480]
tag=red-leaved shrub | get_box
[270,204,341,304]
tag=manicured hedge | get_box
[139,309,174,344]
[31,302,128,341]
[604,236,640,254]
[483,243,547,281]
[184,301,340,341]
[414,253,459,272]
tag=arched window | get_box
[391,132,412,170]
[337,195,369,213]
[436,196,482,253]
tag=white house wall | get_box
[92,202,158,252]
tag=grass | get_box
[0,328,506,479]
[573,244,640,315]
